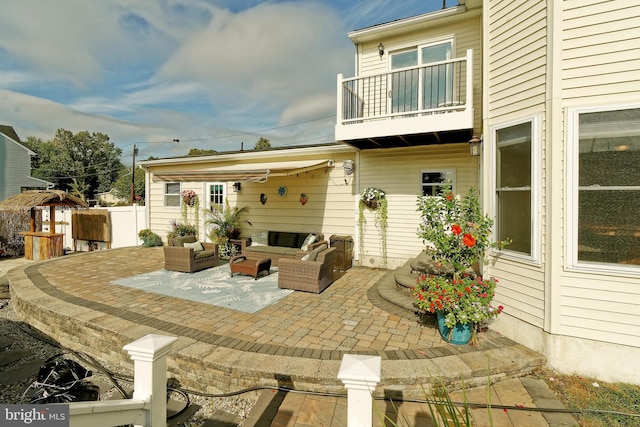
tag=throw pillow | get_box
[306,243,327,262]
[184,241,204,252]
[251,230,268,246]
[300,234,316,251]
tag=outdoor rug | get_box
[111,264,292,313]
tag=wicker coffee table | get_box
[229,256,272,280]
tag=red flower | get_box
[451,224,462,235]
[498,305,504,313]
[465,286,472,293]
[463,233,476,247]
[446,192,454,201]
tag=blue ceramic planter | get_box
[436,311,472,345]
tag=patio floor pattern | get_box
[5,246,575,426]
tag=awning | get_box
[152,159,333,183]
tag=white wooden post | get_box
[338,354,382,427]
[123,334,178,427]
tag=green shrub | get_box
[138,229,163,247]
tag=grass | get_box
[536,368,640,427]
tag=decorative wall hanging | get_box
[278,186,287,197]
[260,193,268,205]
[299,193,308,205]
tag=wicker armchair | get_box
[277,246,336,293]
[164,235,218,273]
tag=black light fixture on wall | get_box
[233,182,241,192]
[378,43,384,57]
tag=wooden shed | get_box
[0,190,88,260]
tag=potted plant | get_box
[166,221,197,245]
[204,199,251,257]
[358,187,388,267]
[412,186,509,345]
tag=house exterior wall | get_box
[0,133,48,200]
[354,1,483,135]
[358,144,479,269]
[144,147,357,245]
[485,0,640,383]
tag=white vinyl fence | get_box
[43,205,147,251]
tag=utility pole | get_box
[130,144,138,205]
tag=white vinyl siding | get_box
[358,144,478,268]
[488,0,546,119]
[486,0,547,329]
[563,2,640,102]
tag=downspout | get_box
[544,0,563,334]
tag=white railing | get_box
[335,49,474,142]
[338,49,472,124]
[338,354,382,427]
[69,334,177,427]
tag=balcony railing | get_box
[336,49,473,142]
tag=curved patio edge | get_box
[7,249,546,398]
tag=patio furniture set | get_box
[163,231,339,293]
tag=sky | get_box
[0,0,457,160]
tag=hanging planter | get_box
[358,187,388,267]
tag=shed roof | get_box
[0,190,88,211]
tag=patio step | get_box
[375,257,418,314]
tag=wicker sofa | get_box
[277,246,336,293]
[244,231,326,267]
[164,235,218,273]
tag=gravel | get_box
[0,257,258,426]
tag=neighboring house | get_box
[0,125,53,201]
[96,189,128,206]
[140,0,640,383]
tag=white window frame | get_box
[566,103,640,276]
[164,182,181,208]
[489,115,541,265]
[205,182,226,212]
[388,37,455,114]
[420,169,455,196]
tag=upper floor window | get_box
[390,40,453,114]
[493,118,539,259]
[164,183,180,207]
[569,106,640,269]
[421,169,455,196]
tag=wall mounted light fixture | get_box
[233,182,241,192]
[469,135,482,156]
[378,43,384,57]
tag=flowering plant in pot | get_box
[413,186,509,344]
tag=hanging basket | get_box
[182,196,195,207]
[364,199,379,209]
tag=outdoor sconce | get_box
[469,135,482,156]
[343,160,354,175]
[378,43,384,57]
[233,182,241,192]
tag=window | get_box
[494,120,535,257]
[208,183,225,211]
[164,183,180,207]
[390,40,453,114]
[421,169,455,196]
[570,106,640,268]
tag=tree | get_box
[28,129,124,201]
[112,167,146,205]
[254,137,271,150]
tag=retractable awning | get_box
[152,159,333,183]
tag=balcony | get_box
[335,49,474,149]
